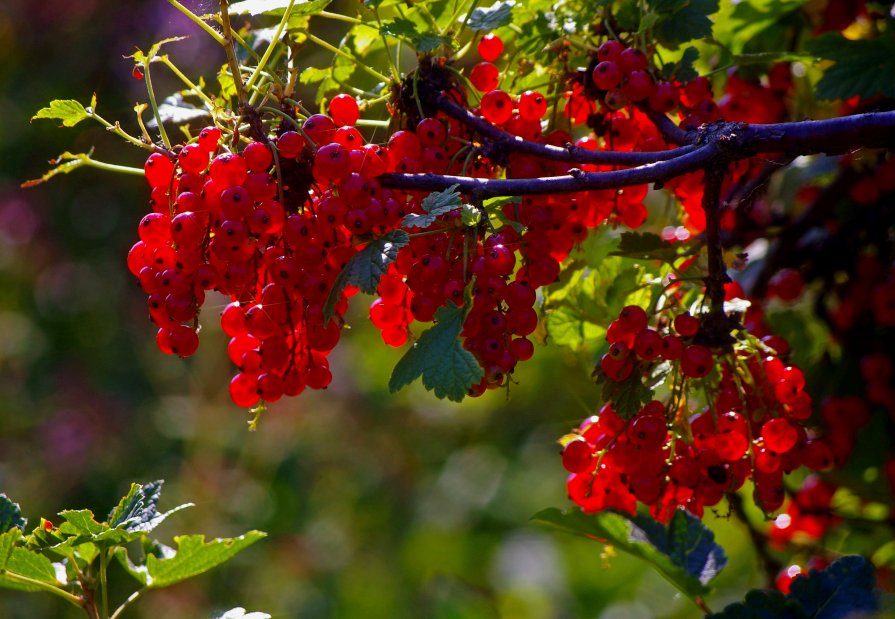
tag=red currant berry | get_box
[329,93,360,127]
[480,90,514,125]
[470,62,500,92]
[477,33,504,62]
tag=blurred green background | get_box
[0,1,766,617]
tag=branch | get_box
[745,110,895,155]
[380,143,720,196]
[436,95,698,166]
[637,103,693,146]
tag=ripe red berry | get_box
[329,93,360,127]
[518,90,547,120]
[621,70,655,102]
[416,117,447,147]
[762,417,799,453]
[674,313,699,337]
[618,305,648,333]
[618,47,648,73]
[562,438,593,473]
[144,153,175,188]
[477,33,504,62]
[480,90,514,125]
[470,62,500,92]
[242,141,273,172]
[680,344,713,378]
[302,114,337,145]
[592,61,622,90]
[597,40,623,62]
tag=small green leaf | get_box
[593,364,653,420]
[31,99,91,128]
[611,232,679,264]
[144,531,266,589]
[381,17,418,39]
[299,67,329,85]
[533,507,727,598]
[0,495,26,533]
[389,303,484,402]
[212,609,272,619]
[228,0,332,17]
[403,185,461,229]
[460,203,482,227]
[416,34,450,53]
[58,510,109,537]
[806,33,895,101]
[464,1,515,31]
[323,229,410,322]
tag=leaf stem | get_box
[245,0,296,95]
[157,56,216,108]
[0,570,84,608]
[109,588,144,619]
[99,550,110,618]
[88,112,154,151]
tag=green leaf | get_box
[652,0,719,48]
[709,556,877,618]
[323,230,410,322]
[0,530,65,592]
[416,34,450,53]
[403,185,462,229]
[724,0,807,53]
[465,1,515,31]
[0,495,26,533]
[662,47,700,82]
[389,303,484,402]
[212,609,272,619]
[58,510,109,537]
[31,99,92,128]
[806,33,895,101]
[381,17,418,39]
[299,67,329,85]
[460,203,482,227]
[593,364,653,420]
[108,480,164,532]
[228,0,332,17]
[611,232,679,264]
[142,532,266,589]
[532,507,727,598]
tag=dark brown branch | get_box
[380,143,720,196]
[744,110,895,155]
[436,95,699,166]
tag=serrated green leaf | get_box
[108,480,163,532]
[806,33,895,101]
[532,507,726,598]
[228,0,332,17]
[546,305,606,349]
[611,232,679,264]
[662,47,699,82]
[31,99,91,128]
[0,496,26,533]
[403,185,461,229]
[464,1,515,31]
[323,230,410,322]
[143,531,266,589]
[212,609,272,619]
[389,303,484,402]
[653,0,719,48]
[58,510,109,537]
[716,0,808,54]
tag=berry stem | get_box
[109,589,145,619]
[219,0,248,106]
[157,56,215,109]
[701,163,729,317]
[0,570,84,608]
[165,0,226,46]
[244,0,296,96]
[140,58,171,148]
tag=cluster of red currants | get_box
[563,301,840,519]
